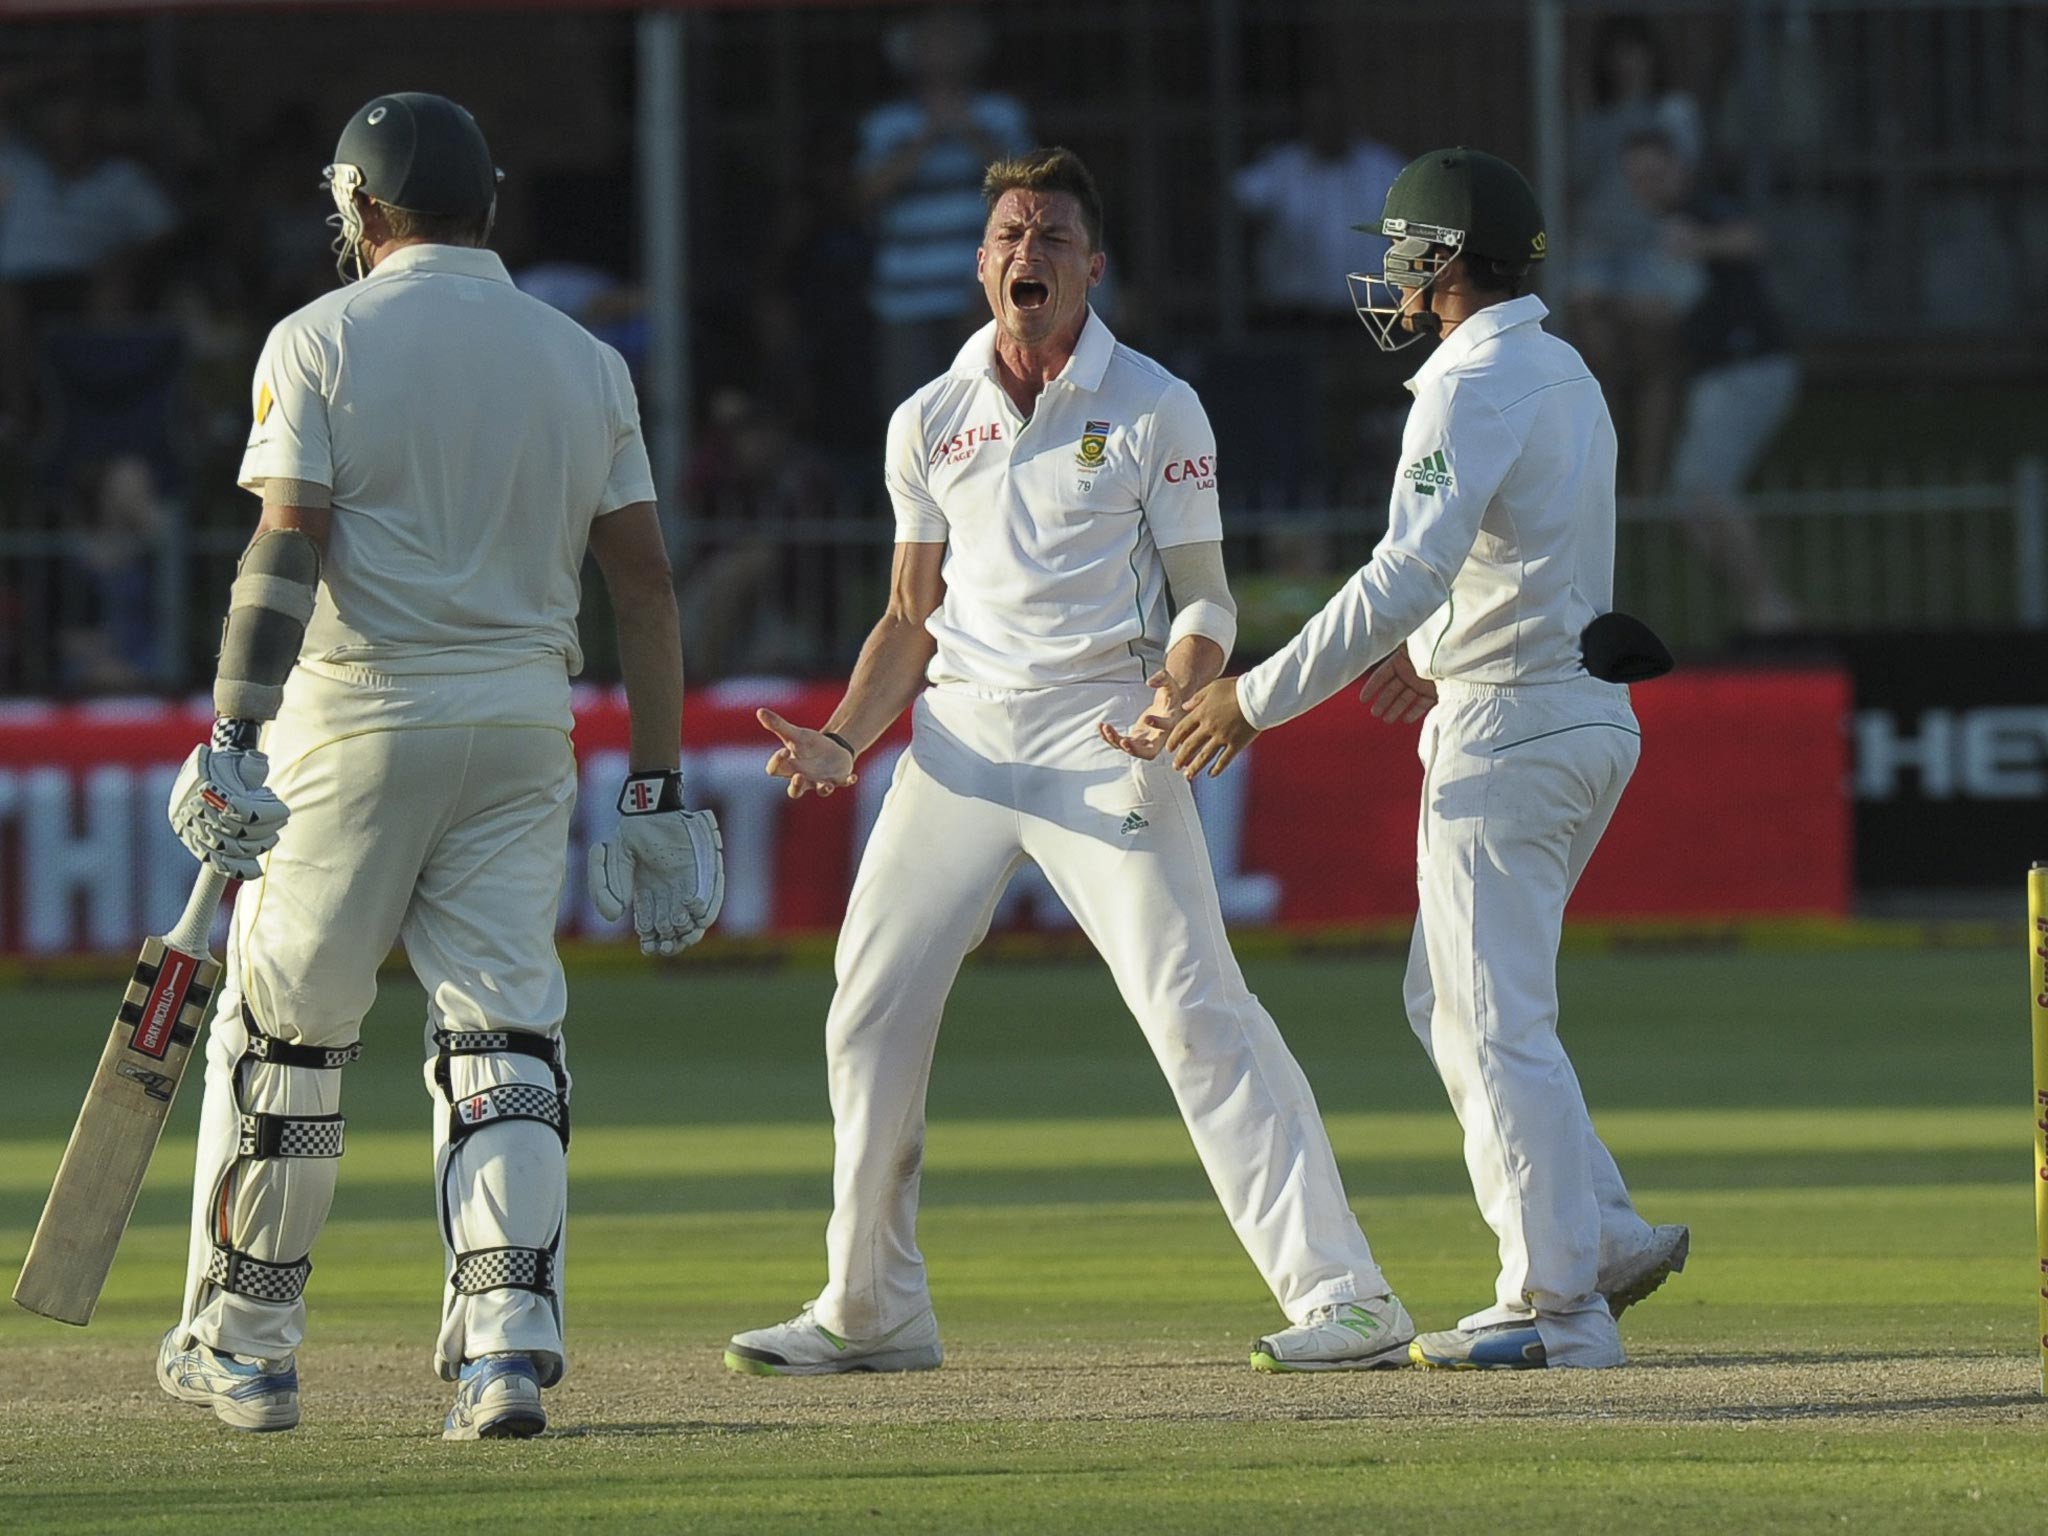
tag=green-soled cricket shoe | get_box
[724,1303,943,1376]
[1250,1294,1415,1372]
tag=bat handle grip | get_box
[164,866,233,957]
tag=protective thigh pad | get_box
[202,1004,359,1307]
[430,1029,571,1384]
[215,528,319,722]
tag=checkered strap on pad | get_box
[205,1244,311,1303]
[451,1246,555,1297]
[237,1111,346,1158]
[452,1082,567,1136]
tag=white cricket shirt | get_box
[238,243,655,675]
[886,311,1223,690]
[1238,295,1617,728]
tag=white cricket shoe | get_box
[156,1327,299,1432]
[1600,1223,1690,1317]
[724,1303,943,1376]
[443,1352,547,1441]
[1249,1294,1416,1372]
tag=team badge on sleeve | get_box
[256,382,274,425]
[1077,420,1110,468]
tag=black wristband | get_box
[212,718,259,751]
[618,769,685,815]
[824,731,857,760]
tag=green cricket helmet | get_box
[322,92,502,283]
[1348,147,1547,351]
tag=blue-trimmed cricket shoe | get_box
[444,1352,547,1441]
[156,1327,300,1431]
[1410,1321,1549,1370]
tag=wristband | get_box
[824,731,857,761]
[618,769,685,815]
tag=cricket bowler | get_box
[727,148,1418,1376]
[1167,148,1688,1370]
[154,92,724,1437]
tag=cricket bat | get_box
[14,865,231,1325]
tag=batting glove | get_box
[587,771,725,956]
[168,743,290,881]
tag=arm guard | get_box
[1160,540,1239,660]
[214,528,320,723]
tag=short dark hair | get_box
[1434,244,1526,299]
[982,146,1104,251]
[375,200,490,247]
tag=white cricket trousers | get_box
[815,679,1387,1339]
[1403,674,1655,1367]
[175,658,579,1384]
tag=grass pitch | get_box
[2,945,2041,1533]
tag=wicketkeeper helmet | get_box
[1348,147,1547,351]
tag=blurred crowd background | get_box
[0,0,2042,696]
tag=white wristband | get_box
[1168,598,1237,661]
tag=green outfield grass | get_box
[3,946,2042,1533]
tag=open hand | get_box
[1357,647,1436,724]
[1098,669,1185,760]
[1164,677,1258,779]
[759,708,859,800]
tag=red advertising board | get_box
[0,667,1847,956]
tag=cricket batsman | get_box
[726,148,1418,1376]
[154,92,723,1437]
[1168,148,1688,1370]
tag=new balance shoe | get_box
[156,1327,299,1432]
[724,1304,943,1376]
[1410,1321,1548,1370]
[1250,1294,1415,1372]
[443,1353,547,1441]
[1600,1223,1690,1317]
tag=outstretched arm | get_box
[760,540,945,798]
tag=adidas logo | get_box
[1404,449,1452,496]
[1119,810,1149,836]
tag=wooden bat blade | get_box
[13,936,219,1325]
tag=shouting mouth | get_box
[1009,276,1050,311]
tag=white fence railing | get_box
[0,460,2038,695]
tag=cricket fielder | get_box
[727,148,1416,1376]
[154,93,723,1437]
[1169,149,1687,1370]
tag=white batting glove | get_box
[168,743,290,881]
[587,771,725,956]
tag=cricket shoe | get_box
[1250,1294,1416,1372]
[1600,1223,1690,1317]
[156,1327,299,1432]
[724,1304,943,1376]
[443,1353,547,1441]
[1410,1321,1549,1371]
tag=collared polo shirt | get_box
[885,310,1223,691]
[1239,294,1618,729]
[238,243,655,676]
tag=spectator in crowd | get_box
[57,453,165,693]
[1624,129,1801,631]
[1232,85,1404,325]
[855,7,1032,416]
[0,88,178,314]
[678,387,851,677]
[0,87,181,434]
[1567,16,1705,495]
